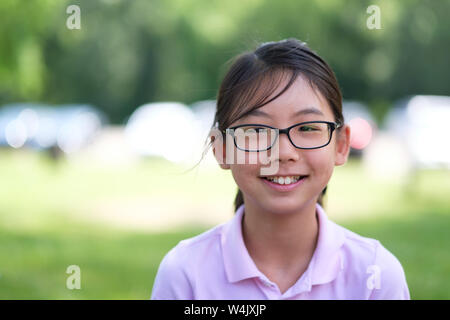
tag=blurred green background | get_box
[0,0,449,299]
[1,0,449,124]
[1,149,450,299]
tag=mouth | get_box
[259,175,308,186]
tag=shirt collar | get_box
[309,203,346,286]
[221,202,346,289]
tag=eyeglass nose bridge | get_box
[278,128,290,135]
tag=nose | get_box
[273,132,300,163]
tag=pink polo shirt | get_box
[151,203,410,300]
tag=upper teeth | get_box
[264,176,302,185]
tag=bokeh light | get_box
[348,117,373,150]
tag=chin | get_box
[259,198,312,215]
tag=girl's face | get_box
[214,74,351,214]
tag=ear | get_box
[334,124,351,166]
[210,134,231,170]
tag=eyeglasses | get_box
[223,121,342,152]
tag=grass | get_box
[0,148,449,299]
[0,222,203,299]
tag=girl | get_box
[151,38,410,300]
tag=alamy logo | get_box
[366,5,381,30]
[209,127,280,176]
[66,5,81,30]
[66,265,81,290]
[366,264,381,290]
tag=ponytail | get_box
[234,188,244,213]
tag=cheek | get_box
[232,148,265,166]
[230,164,260,189]
[305,149,335,178]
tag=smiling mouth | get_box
[260,175,308,185]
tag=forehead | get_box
[240,74,333,121]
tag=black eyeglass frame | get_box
[223,120,343,152]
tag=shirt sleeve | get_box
[368,241,411,300]
[150,245,194,300]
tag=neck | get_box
[241,198,319,271]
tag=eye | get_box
[298,125,320,132]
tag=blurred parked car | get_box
[383,95,450,169]
[362,95,450,182]
[124,102,203,163]
[0,103,107,156]
[190,100,216,144]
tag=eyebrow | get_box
[243,107,324,119]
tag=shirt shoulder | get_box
[334,222,410,299]
[369,239,411,299]
[150,222,226,300]
[177,222,225,250]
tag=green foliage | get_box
[0,0,449,123]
